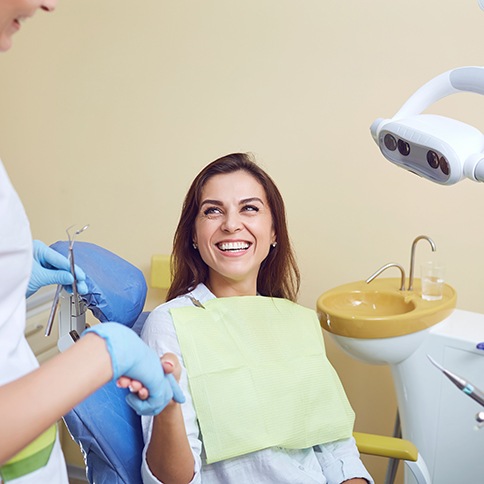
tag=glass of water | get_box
[420,261,445,301]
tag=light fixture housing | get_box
[371,66,484,185]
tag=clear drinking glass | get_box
[420,261,445,301]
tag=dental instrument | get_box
[371,66,484,185]
[44,224,89,338]
[67,224,89,317]
[427,354,484,407]
[44,284,62,336]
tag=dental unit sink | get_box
[317,277,457,339]
[317,235,484,483]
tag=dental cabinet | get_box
[392,309,484,483]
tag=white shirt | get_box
[0,161,35,386]
[140,284,373,484]
[0,160,68,483]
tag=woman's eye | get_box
[242,205,260,212]
[203,207,222,216]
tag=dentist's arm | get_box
[0,325,184,465]
[0,332,111,464]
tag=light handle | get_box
[394,67,484,120]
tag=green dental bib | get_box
[171,296,355,464]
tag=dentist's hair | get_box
[167,152,300,302]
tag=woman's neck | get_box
[206,277,257,298]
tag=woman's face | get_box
[193,170,276,297]
[0,0,56,52]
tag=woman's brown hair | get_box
[166,153,300,302]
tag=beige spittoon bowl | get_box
[317,277,456,339]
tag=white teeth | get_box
[218,241,250,251]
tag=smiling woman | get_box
[168,152,300,302]
[139,152,373,484]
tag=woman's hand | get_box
[159,353,182,408]
[116,376,149,400]
[117,352,182,403]
[160,353,182,381]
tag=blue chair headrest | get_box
[50,241,147,328]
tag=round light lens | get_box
[397,139,410,156]
[439,156,450,175]
[427,150,440,169]
[383,134,397,151]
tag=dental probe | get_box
[427,354,484,407]
[45,284,62,336]
[67,224,89,317]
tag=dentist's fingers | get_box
[167,374,185,404]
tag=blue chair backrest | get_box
[52,242,149,483]
[63,382,144,484]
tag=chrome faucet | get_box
[408,235,436,291]
[366,262,406,291]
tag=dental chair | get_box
[51,241,147,484]
[56,244,431,484]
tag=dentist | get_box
[0,1,183,482]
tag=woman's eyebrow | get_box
[200,197,265,207]
[200,199,223,207]
[240,197,265,205]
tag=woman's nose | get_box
[222,212,242,233]
[41,0,58,12]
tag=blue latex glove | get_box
[26,240,88,298]
[83,323,185,416]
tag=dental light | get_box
[370,66,484,185]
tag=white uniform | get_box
[0,161,68,483]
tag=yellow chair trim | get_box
[150,254,171,289]
[353,431,418,462]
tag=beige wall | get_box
[2,1,484,481]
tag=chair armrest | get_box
[353,431,418,462]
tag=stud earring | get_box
[271,242,277,248]
[193,243,198,250]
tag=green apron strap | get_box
[0,424,57,482]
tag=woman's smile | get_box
[216,240,252,254]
